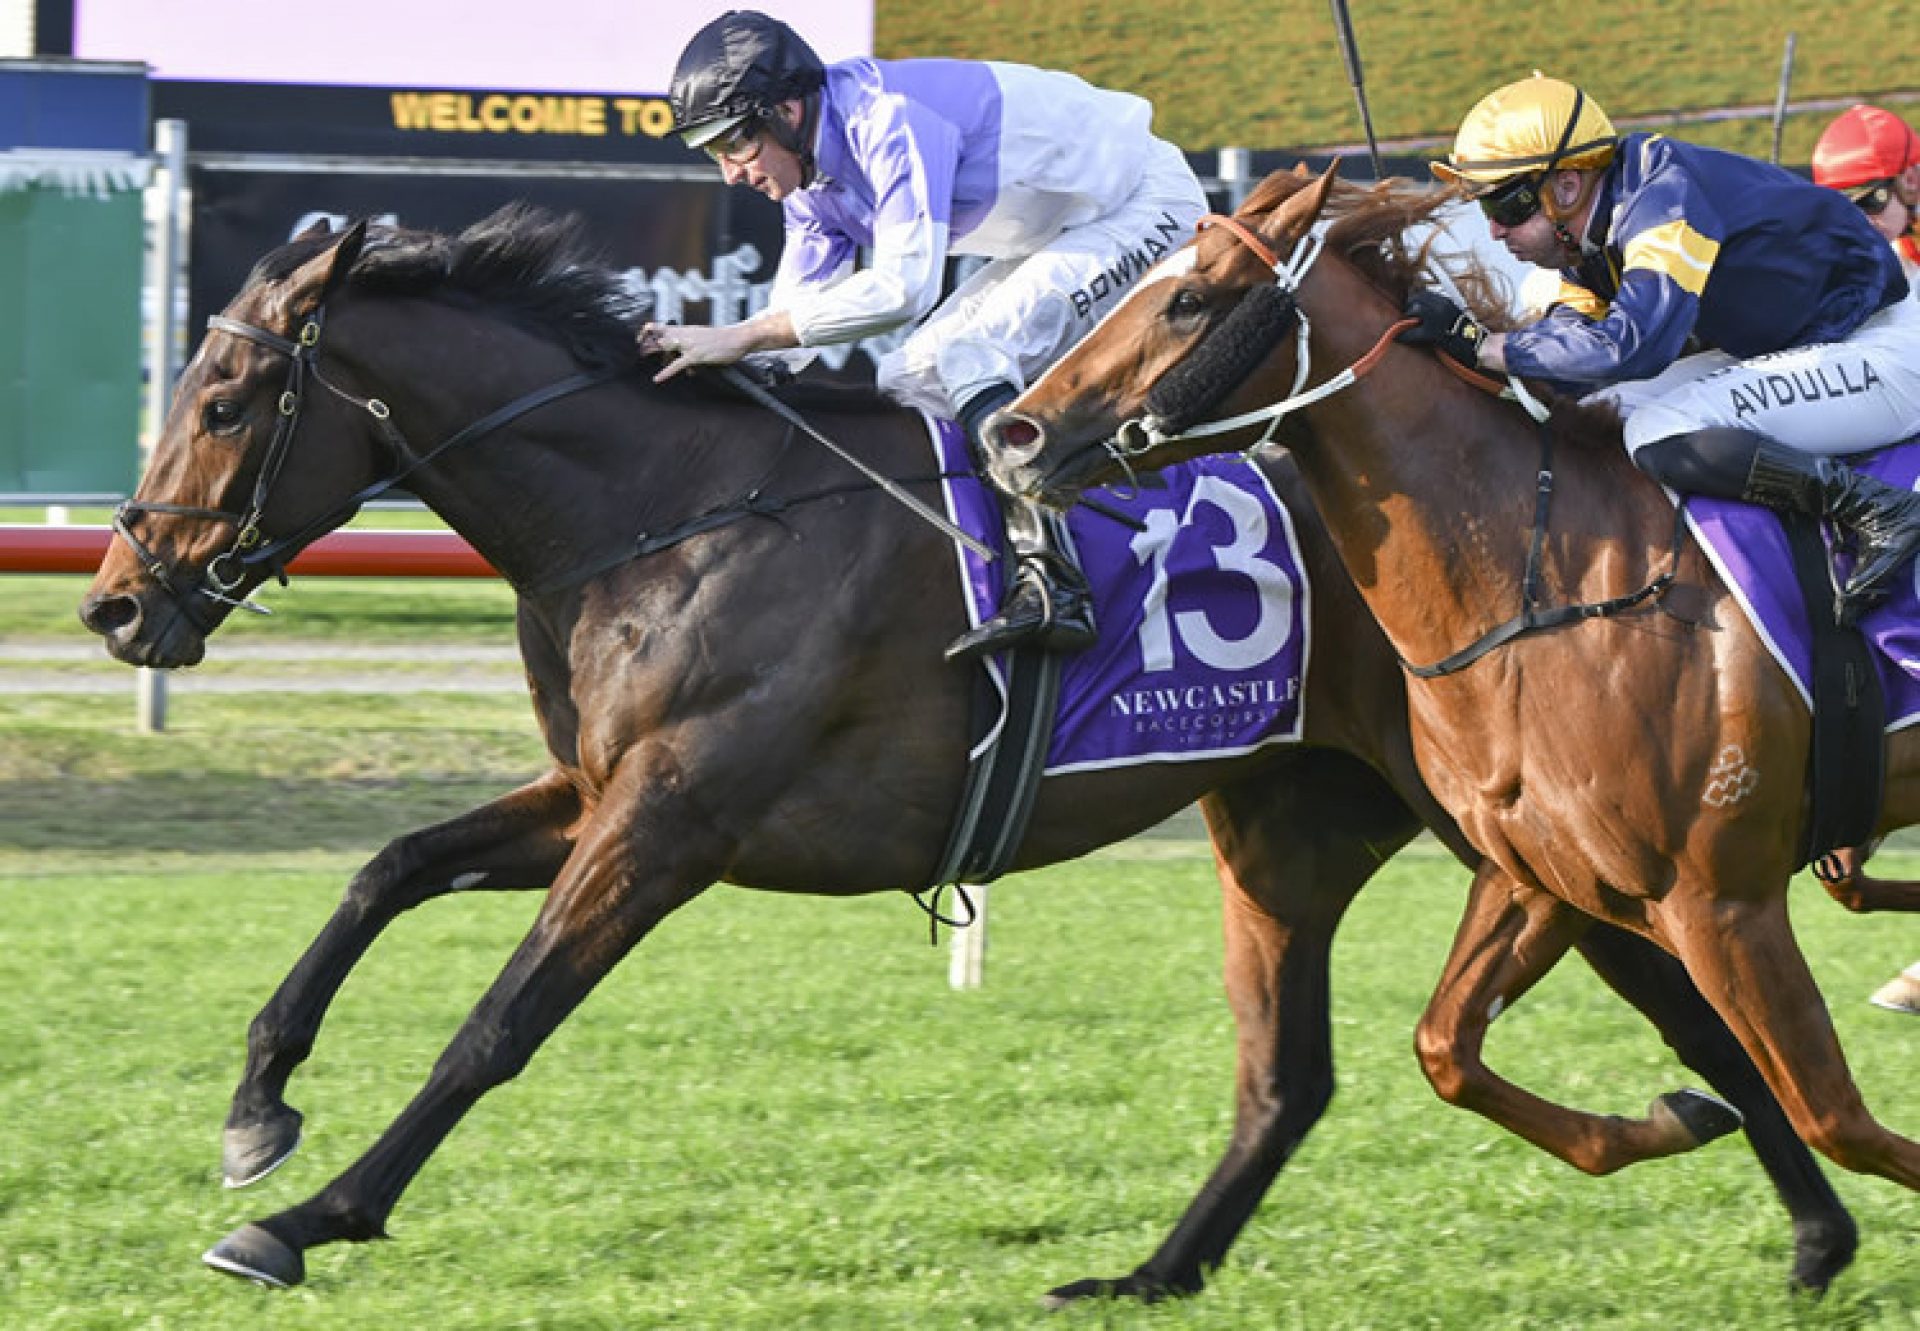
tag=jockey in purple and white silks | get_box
[642,10,1207,664]
[1400,74,1920,624]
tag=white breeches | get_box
[1610,297,1920,457]
[875,140,1207,416]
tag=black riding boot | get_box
[945,499,1098,662]
[1637,428,1920,622]
[945,384,1097,664]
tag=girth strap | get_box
[1402,421,1687,678]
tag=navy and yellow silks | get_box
[1507,134,1908,389]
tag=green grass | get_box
[877,0,1915,159]
[4,678,1920,1326]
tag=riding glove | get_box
[1398,290,1486,368]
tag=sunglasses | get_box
[1477,174,1545,228]
[704,123,766,167]
[1850,179,1897,217]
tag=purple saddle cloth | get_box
[1686,441,1920,731]
[927,419,1310,774]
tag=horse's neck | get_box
[403,371,940,614]
[1285,271,1642,670]
[396,374,794,597]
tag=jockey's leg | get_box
[906,148,1201,664]
[945,383,1097,662]
[1634,427,1920,621]
[1616,302,1920,621]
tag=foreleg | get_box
[1575,924,1856,1291]
[205,750,717,1287]
[223,769,583,1186]
[1414,865,1743,1174]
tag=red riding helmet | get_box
[1813,105,1920,193]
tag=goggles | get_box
[1478,174,1545,228]
[1848,179,1898,216]
[703,121,766,167]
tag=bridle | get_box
[1111,211,1545,463]
[111,299,624,624]
[1109,212,1416,462]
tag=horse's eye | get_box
[202,399,245,435]
[1167,288,1208,323]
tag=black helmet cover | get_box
[669,10,826,146]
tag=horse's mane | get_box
[249,205,650,369]
[243,208,911,415]
[1238,168,1623,444]
[1238,171,1517,330]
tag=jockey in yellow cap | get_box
[1399,75,1920,622]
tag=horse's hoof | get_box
[222,1108,303,1188]
[1651,1087,1744,1147]
[1788,1214,1859,1295]
[1041,1272,1198,1309]
[201,1223,305,1288]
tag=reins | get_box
[1126,208,1686,678]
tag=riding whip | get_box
[719,367,996,560]
[1769,33,1797,166]
[1327,0,1385,180]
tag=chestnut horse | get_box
[77,208,1853,1297]
[994,167,1920,1203]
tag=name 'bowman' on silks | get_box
[1687,438,1920,730]
[929,423,1309,774]
[770,57,1167,348]
[1505,133,1907,390]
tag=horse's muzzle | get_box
[979,411,1111,510]
[79,589,207,668]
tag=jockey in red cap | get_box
[1815,104,1920,282]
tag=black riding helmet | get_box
[668,10,826,155]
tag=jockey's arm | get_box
[1503,161,1719,387]
[779,96,962,347]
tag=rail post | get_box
[137,118,189,733]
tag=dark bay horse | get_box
[995,167,1920,1203]
[77,208,1853,1297]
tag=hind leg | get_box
[1814,841,1920,913]
[1658,888,1920,1188]
[1046,751,1421,1307]
[223,770,581,1187]
[1575,925,1856,1292]
[1415,865,1743,1173]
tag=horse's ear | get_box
[296,217,333,241]
[320,220,369,298]
[1291,162,1311,179]
[1256,160,1343,250]
[1310,160,1342,209]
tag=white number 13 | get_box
[1128,474,1295,672]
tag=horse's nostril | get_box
[79,593,139,637]
[996,415,1041,452]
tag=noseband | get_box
[112,301,625,624]
[1111,213,1409,463]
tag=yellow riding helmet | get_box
[1433,75,1618,189]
